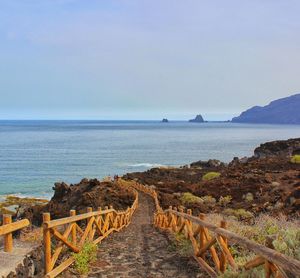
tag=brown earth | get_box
[124,141,300,219]
[22,178,135,225]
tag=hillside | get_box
[124,138,300,219]
[232,93,300,124]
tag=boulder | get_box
[254,138,300,158]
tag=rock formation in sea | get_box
[232,93,300,124]
[189,114,204,123]
[161,118,169,123]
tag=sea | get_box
[0,120,299,199]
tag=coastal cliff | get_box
[232,93,300,124]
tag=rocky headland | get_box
[232,93,300,124]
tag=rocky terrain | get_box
[2,137,299,277]
[18,138,300,225]
[124,138,300,220]
[22,178,135,225]
[254,137,300,157]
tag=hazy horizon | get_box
[1,1,300,120]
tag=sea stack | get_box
[189,114,204,123]
[161,118,169,123]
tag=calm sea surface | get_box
[0,120,299,198]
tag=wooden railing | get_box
[42,188,138,278]
[0,215,29,252]
[128,180,300,278]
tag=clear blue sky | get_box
[0,0,299,120]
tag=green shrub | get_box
[73,242,97,274]
[202,195,217,206]
[168,232,193,256]
[219,195,232,207]
[180,192,203,204]
[244,192,254,202]
[202,172,221,181]
[291,155,300,164]
[224,208,254,221]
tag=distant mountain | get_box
[232,94,300,124]
[189,114,204,123]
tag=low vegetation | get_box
[202,195,217,206]
[223,208,254,221]
[207,213,300,276]
[180,192,203,204]
[168,232,193,256]
[202,171,221,181]
[218,195,232,207]
[243,192,254,202]
[291,154,300,164]
[73,242,98,274]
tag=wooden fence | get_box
[0,215,29,252]
[127,180,300,278]
[42,188,138,278]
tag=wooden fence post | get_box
[70,210,76,245]
[199,213,205,253]
[43,212,51,274]
[3,214,13,252]
[220,220,228,272]
[186,209,192,238]
[87,207,93,241]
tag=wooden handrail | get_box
[44,209,115,228]
[0,216,30,252]
[128,180,300,277]
[43,186,139,278]
[168,209,300,275]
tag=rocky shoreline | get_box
[125,138,300,220]
[1,138,299,225]
[1,137,299,277]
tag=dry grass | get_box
[205,213,300,276]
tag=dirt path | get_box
[83,193,206,278]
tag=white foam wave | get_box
[128,163,164,168]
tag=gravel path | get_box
[84,193,206,278]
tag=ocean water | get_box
[0,120,299,198]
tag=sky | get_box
[0,0,300,120]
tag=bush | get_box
[291,155,300,164]
[219,195,232,207]
[180,192,203,204]
[202,195,217,206]
[202,172,221,181]
[244,192,254,202]
[168,232,193,256]
[224,208,254,221]
[73,242,98,274]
